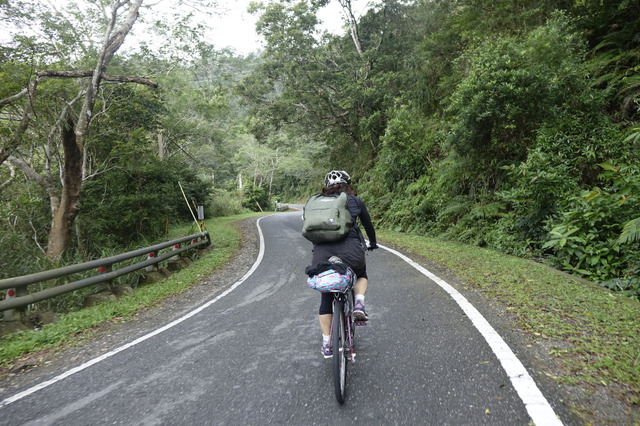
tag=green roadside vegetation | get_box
[378,228,640,420]
[0,214,262,373]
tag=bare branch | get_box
[83,163,119,180]
[0,78,39,166]
[35,70,158,87]
[73,0,144,153]
[0,88,29,109]
[102,0,144,66]
[338,0,364,58]
[7,156,55,195]
[7,155,60,216]
[28,219,47,256]
[0,162,17,190]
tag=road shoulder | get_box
[0,217,260,400]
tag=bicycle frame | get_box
[315,266,361,404]
[333,290,355,363]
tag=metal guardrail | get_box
[0,231,210,318]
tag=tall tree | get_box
[1,0,228,260]
[0,0,158,259]
[239,0,410,172]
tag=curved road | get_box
[0,212,565,425]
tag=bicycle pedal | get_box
[355,321,367,326]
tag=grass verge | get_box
[0,214,261,371]
[377,229,640,417]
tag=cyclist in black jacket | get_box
[310,170,378,358]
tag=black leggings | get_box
[319,292,335,315]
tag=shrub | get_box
[242,185,271,212]
[446,13,591,193]
[542,163,640,283]
[208,188,244,217]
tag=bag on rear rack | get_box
[306,267,355,292]
[302,192,353,243]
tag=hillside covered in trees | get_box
[1,0,639,297]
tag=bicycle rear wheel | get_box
[332,298,347,404]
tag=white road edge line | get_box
[379,243,563,426]
[0,217,268,409]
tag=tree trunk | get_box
[158,131,165,158]
[47,116,83,259]
[338,0,364,58]
[44,0,145,259]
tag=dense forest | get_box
[1,0,638,298]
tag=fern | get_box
[622,127,640,144]
[618,217,640,244]
[471,202,506,219]
[440,200,472,217]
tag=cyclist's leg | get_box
[335,240,369,320]
[319,292,333,332]
[353,275,369,321]
[319,314,332,335]
[354,277,368,295]
[312,245,338,353]
[319,292,333,357]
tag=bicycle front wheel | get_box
[332,298,347,404]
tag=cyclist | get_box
[309,170,378,358]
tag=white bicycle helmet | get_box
[324,170,351,187]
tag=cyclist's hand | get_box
[367,244,378,251]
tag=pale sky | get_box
[207,0,379,55]
[0,0,377,57]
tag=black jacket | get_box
[305,260,350,277]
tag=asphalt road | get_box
[0,211,564,425]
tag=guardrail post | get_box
[167,244,186,272]
[3,288,17,322]
[97,264,113,291]
[3,286,28,322]
[145,251,158,272]
[171,244,180,261]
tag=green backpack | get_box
[302,192,353,243]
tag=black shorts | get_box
[312,237,367,316]
[311,237,367,279]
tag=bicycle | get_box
[305,257,367,404]
[330,274,366,404]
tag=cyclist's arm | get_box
[357,199,377,249]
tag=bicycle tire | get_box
[332,298,347,404]
[348,290,355,340]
